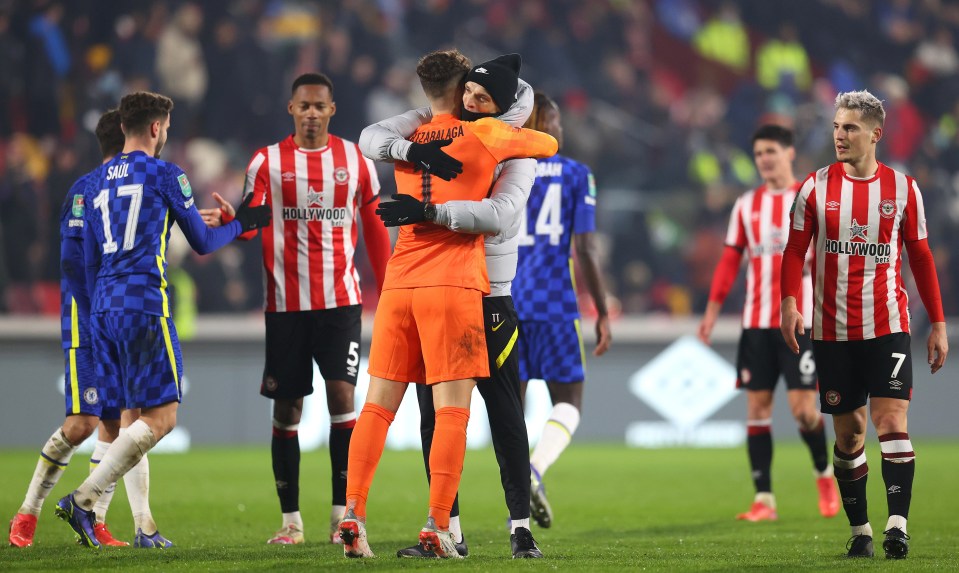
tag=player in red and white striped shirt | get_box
[204,73,391,546]
[781,91,948,559]
[699,125,838,524]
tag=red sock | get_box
[345,403,394,519]
[427,406,470,530]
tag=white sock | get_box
[448,515,462,542]
[76,420,156,511]
[851,523,873,538]
[510,518,530,533]
[330,505,345,526]
[90,440,118,524]
[530,403,580,477]
[886,515,907,534]
[816,465,835,479]
[755,492,776,509]
[19,428,78,515]
[122,438,156,534]
[283,511,303,529]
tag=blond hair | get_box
[835,90,885,127]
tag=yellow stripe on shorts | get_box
[160,316,179,394]
[69,348,80,414]
[495,327,519,370]
[574,318,586,371]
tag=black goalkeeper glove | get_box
[375,194,435,227]
[233,193,272,232]
[406,138,463,181]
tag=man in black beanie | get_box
[461,54,522,121]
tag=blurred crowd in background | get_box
[2,0,959,329]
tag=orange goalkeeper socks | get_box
[427,406,470,530]
[345,402,395,519]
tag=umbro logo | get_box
[888,485,901,494]
[842,497,857,504]
[474,67,488,74]
[826,201,840,211]
[889,379,903,390]
[282,171,295,182]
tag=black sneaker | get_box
[882,528,910,559]
[510,527,544,559]
[396,535,468,558]
[845,534,874,558]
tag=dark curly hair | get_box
[416,49,472,99]
[523,92,558,133]
[95,109,124,158]
[119,91,174,136]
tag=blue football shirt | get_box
[513,154,597,322]
[59,168,99,349]
[83,150,238,317]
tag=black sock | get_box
[272,427,300,513]
[329,422,354,506]
[747,425,773,494]
[881,459,914,521]
[800,417,830,473]
[834,444,869,527]
[879,433,915,522]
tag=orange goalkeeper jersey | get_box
[384,114,557,292]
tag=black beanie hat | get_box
[465,53,522,113]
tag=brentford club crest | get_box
[825,390,841,406]
[879,199,897,219]
[334,167,349,184]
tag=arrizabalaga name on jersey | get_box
[410,124,464,144]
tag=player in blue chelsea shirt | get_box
[514,93,612,529]
[9,110,154,548]
[54,91,271,548]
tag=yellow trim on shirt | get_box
[156,211,171,317]
[495,327,520,370]
[70,297,79,348]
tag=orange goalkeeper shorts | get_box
[368,286,489,384]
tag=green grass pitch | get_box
[1,442,957,571]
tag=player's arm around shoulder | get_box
[470,117,558,162]
[436,158,536,235]
[359,107,433,162]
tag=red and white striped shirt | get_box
[725,183,812,328]
[790,162,927,341]
[242,134,380,312]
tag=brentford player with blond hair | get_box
[699,124,839,523]
[781,90,948,559]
